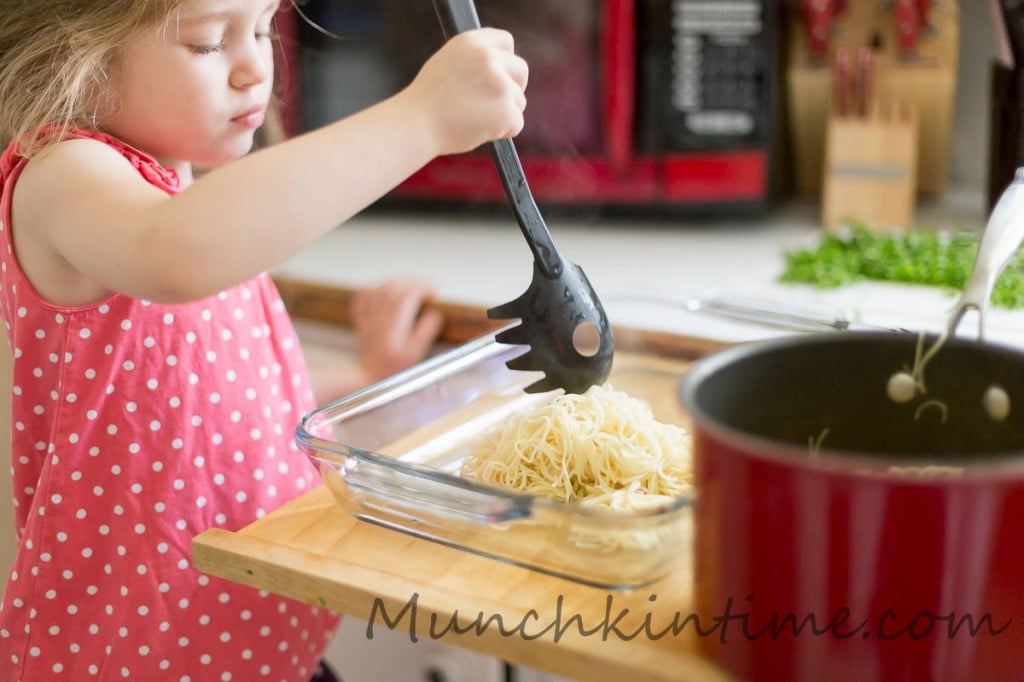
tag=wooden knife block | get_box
[821,101,919,229]
[786,0,958,198]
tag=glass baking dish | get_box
[295,325,694,589]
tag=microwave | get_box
[280,0,782,213]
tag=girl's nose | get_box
[230,38,273,89]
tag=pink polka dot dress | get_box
[0,130,340,680]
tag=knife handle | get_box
[802,0,833,63]
[894,0,920,60]
[916,0,932,29]
[856,46,873,118]
[833,47,850,117]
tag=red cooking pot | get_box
[679,331,1024,681]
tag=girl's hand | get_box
[402,28,529,156]
[351,279,445,382]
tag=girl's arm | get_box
[12,29,527,307]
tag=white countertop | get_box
[275,190,1024,350]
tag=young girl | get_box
[0,1,527,680]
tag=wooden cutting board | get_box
[192,279,736,681]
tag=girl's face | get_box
[105,0,281,173]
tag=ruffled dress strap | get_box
[1,126,180,194]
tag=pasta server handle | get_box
[431,0,614,395]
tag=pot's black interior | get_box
[687,333,1024,459]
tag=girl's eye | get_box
[189,42,226,55]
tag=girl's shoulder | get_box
[1,128,183,309]
[7,128,179,195]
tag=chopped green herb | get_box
[779,224,1024,308]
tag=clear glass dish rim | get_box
[294,328,694,523]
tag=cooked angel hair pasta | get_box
[459,384,693,511]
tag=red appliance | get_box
[278,0,782,213]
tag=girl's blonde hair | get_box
[0,0,184,158]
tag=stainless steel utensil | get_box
[945,166,1024,341]
[432,0,614,395]
[604,291,906,334]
